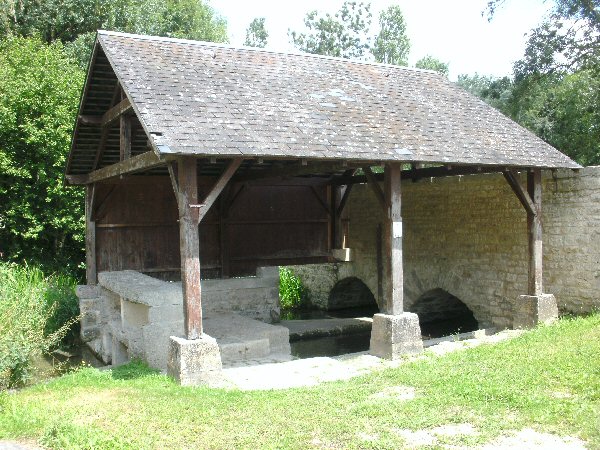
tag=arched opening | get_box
[328,277,378,316]
[409,288,478,338]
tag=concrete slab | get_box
[281,317,372,341]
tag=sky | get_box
[209,0,553,80]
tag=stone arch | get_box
[404,264,492,328]
[328,277,377,311]
[408,288,478,338]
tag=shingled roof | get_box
[66,30,580,176]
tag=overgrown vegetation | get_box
[0,263,79,389]
[278,267,308,310]
[0,314,598,448]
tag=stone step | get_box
[203,313,291,364]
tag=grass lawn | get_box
[0,314,599,449]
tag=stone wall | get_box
[338,166,600,329]
[78,268,282,370]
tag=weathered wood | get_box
[93,83,123,170]
[528,169,543,296]
[237,160,359,182]
[383,163,403,315]
[376,223,383,304]
[120,115,132,161]
[102,98,132,128]
[85,184,97,285]
[334,164,509,185]
[65,174,88,185]
[177,156,202,339]
[503,169,536,216]
[92,184,118,221]
[362,166,386,210]
[311,186,331,216]
[197,158,243,223]
[337,184,353,216]
[78,115,103,125]
[219,185,231,278]
[167,162,179,207]
[85,151,165,184]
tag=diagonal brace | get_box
[503,169,536,216]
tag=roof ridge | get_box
[96,30,441,76]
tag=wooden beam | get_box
[84,151,165,184]
[333,164,509,185]
[92,184,118,222]
[65,174,88,185]
[85,184,97,285]
[78,115,103,125]
[331,186,341,249]
[120,115,132,161]
[337,184,353,216]
[196,158,243,223]
[93,82,122,170]
[383,163,403,315]
[236,160,358,182]
[101,98,132,128]
[177,156,202,339]
[528,169,543,296]
[219,185,231,278]
[503,169,536,216]
[310,186,331,216]
[167,162,179,207]
[362,166,386,210]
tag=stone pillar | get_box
[167,335,223,386]
[514,294,558,329]
[370,163,423,359]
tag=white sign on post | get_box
[393,221,402,238]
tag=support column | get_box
[85,184,97,285]
[177,156,202,339]
[370,163,423,359]
[514,169,558,328]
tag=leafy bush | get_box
[278,267,307,310]
[0,263,79,389]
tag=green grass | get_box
[0,315,599,449]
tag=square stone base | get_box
[513,294,558,329]
[370,312,423,360]
[167,335,223,386]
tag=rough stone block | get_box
[76,285,100,299]
[370,313,423,359]
[513,294,558,329]
[167,335,223,386]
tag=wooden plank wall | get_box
[94,176,331,279]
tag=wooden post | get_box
[177,157,202,339]
[383,163,403,315]
[120,115,131,161]
[85,184,97,285]
[331,185,342,249]
[220,186,231,278]
[527,169,543,296]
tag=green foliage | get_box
[278,267,306,310]
[1,0,228,67]
[372,5,410,66]
[0,263,78,389]
[415,55,449,76]
[456,73,514,112]
[244,17,268,48]
[0,37,85,274]
[289,1,372,59]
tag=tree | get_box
[415,55,449,76]
[372,5,410,66]
[245,17,268,48]
[289,1,372,59]
[486,0,600,76]
[1,0,228,68]
[456,73,513,112]
[0,37,85,272]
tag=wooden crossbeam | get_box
[362,166,386,209]
[195,158,243,223]
[93,83,123,170]
[101,98,132,128]
[503,169,536,216]
[83,151,165,184]
[310,186,331,216]
[236,160,359,182]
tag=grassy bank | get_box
[0,314,599,449]
[0,263,79,389]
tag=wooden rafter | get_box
[236,160,359,182]
[503,169,536,216]
[195,158,243,224]
[92,83,123,170]
[362,166,386,209]
[83,151,166,184]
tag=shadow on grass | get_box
[110,360,160,380]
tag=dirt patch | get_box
[369,385,417,401]
[481,429,587,449]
